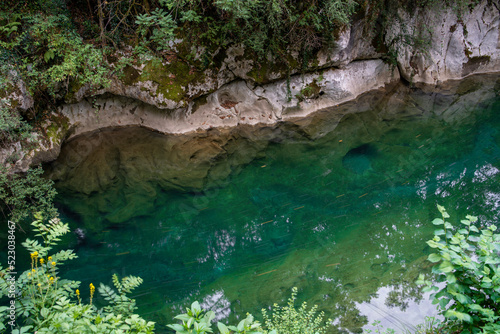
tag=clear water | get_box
[46,79,500,333]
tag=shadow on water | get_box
[37,74,500,333]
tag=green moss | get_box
[64,79,86,103]
[246,51,300,84]
[296,79,322,101]
[138,58,206,103]
[45,113,70,143]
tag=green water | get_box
[49,80,500,333]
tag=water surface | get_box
[47,76,500,333]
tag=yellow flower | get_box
[31,251,38,259]
[51,261,56,266]
[49,277,55,283]
[90,283,95,304]
[40,258,45,265]
[32,269,36,273]
[76,289,80,296]
[48,256,52,261]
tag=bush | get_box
[417,205,500,334]
[0,166,57,223]
[167,287,330,334]
[261,287,330,334]
[0,214,155,333]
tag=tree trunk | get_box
[97,0,105,49]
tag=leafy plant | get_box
[168,287,330,334]
[0,100,32,145]
[0,215,155,333]
[261,287,331,334]
[0,166,57,223]
[136,8,177,52]
[167,301,263,334]
[417,205,500,334]
[408,316,444,334]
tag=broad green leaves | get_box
[418,205,500,333]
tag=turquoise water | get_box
[47,81,500,333]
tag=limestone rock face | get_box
[58,59,398,140]
[390,0,500,84]
[3,70,34,111]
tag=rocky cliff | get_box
[2,0,500,173]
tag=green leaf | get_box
[432,218,444,225]
[444,310,472,323]
[446,273,456,284]
[465,215,477,222]
[428,253,442,263]
[460,219,471,226]
[454,293,469,304]
[439,297,449,310]
[485,257,500,265]
[217,322,230,334]
[439,261,454,273]
[175,314,191,322]
[237,318,245,332]
[204,310,215,323]
[427,240,441,249]
[44,49,54,62]
[191,301,201,315]
[434,229,445,236]
[482,229,493,237]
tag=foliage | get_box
[0,166,57,223]
[0,4,111,99]
[407,316,444,334]
[167,301,264,334]
[417,205,500,334]
[135,0,357,60]
[0,215,155,333]
[168,287,330,334]
[136,8,177,52]
[261,287,331,334]
[0,100,32,145]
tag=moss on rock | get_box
[137,58,206,103]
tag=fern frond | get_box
[112,274,122,293]
[51,249,78,263]
[98,283,119,304]
[120,276,143,294]
[21,238,50,257]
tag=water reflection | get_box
[357,284,442,333]
[43,74,500,333]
